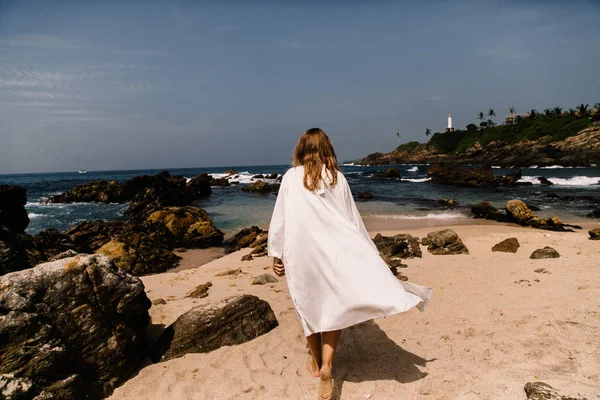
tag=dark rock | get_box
[252,174,265,180]
[538,176,554,185]
[420,237,432,246]
[31,228,78,261]
[0,227,36,275]
[374,168,400,178]
[530,246,560,259]
[472,201,509,222]
[588,209,600,218]
[438,197,456,208]
[241,254,253,261]
[428,163,521,187]
[589,228,600,240]
[527,203,542,212]
[95,222,180,276]
[250,245,268,258]
[357,191,373,200]
[396,272,409,281]
[265,173,279,180]
[242,180,275,194]
[209,177,230,187]
[186,173,212,200]
[0,184,29,233]
[251,274,279,285]
[373,233,421,274]
[224,169,237,175]
[426,229,469,255]
[215,268,242,277]
[150,295,278,363]
[492,238,520,253]
[125,174,189,221]
[224,226,267,254]
[187,281,213,298]
[0,254,151,400]
[524,381,582,400]
[146,206,223,248]
[120,171,171,200]
[505,200,565,231]
[152,298,167,306]
[64,220,127,252]
[46,180,124,204]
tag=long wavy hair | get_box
[292,128,341,191]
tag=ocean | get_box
[1,164,599,236]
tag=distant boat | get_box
[78,170,87,174]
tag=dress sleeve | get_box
[341,174,379,251]
[267,172,288,259]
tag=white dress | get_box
[268,166,432,336]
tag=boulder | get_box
[46,180,124,204]
[538,176,554,185]
[186,173,212,200]
[505,200,565,231]
[187,282,213,298]
[438,197,456,208]
[0,254,151,400]
[95,222,180,275]
[64,220,127,252]
[590,228,600,240]
[241,254,254,261]
[374,168,400,178]
[426,229,469,255]
[146,206,224,248]
[241,180,275,194]
[49,249,80,261]
[492,238,520,253]
[224,226,267,254]
[0,227,36,275]
[524,382,582,400]
[224,169,237,175]
[150,295,278,363]
[125,174,189,220]
[428,163,521,187]
[471,201,509,222]
[210,177,230,187]
[120,171,171,200]
[0,185,29,233]
[420,236,432,246]
[357,191,373,200]
[373,233,421,275]
[251,274,279,285]
[31,228,78,261]
[530,246,560,259]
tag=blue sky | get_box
[1,0,599,174]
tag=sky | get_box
[0,0,599,174]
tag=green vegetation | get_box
[396,103,597,155]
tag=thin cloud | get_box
[0,34,80,50]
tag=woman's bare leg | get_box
[318,330,341,400]
[306,333,322,377]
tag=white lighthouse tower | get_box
[446,114,454,132]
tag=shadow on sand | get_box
[331,321,433,399]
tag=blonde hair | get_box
[292,128,341,191]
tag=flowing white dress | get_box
[268,166,432,336]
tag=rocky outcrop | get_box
[471,202,510,222]
[64,220,127,252]
[524,382,584,400]
[373,233,421,276]
[505,200,565,231]
[0,254,151,400]
[357,191,373,200]
[150,295,278,363]
[590,228,600,240]
[428,163,521,187]
[186,173,212,200]
[530,246,560,259]
[224,226,268,253]
[242,180,278,194]
[538,177,553,185]
[0,185,35,275]
[146,207,223,248]
[209,177,230,187]
[31,228,78,261]
[438,197,456,208]
[0,185,29,233]
[125,174,189,220]
[425,229,469,255]
[492,238,520,253]
[374,168,400,178]
[186,282,213,298]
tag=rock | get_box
[0,227,36,275]
[48,249,80,261]
[125,174,189,220]
[146,206,223,248]
[241,254,253,261]
[538,176,554,185]
[187,281,213,298]
[251,274,279,285]
[357,191,373,200]
[224,168,237,175]
[215,268,242,277]
[250,245,268,258]
[152,298,167,306]
[150,295,278,363]
[374,168,400,178]
[0,254,151,400]
[373,233,421,274]
[210,177,230,187]
[224,226,267,253]
[65,220,127,252]
[120,171,171,200]
[186,173,212,200]
[428,163,521,187]
[438,197,456,208]
[588,209,600,218]
[31,228,78,261]
[420,237,432,246]
[396,272,409,281]
[46,180,124,204]
[524,382,582,400]
[241,180,275,194]
[426,229,469,255]
[492,238,520,253]
[588,228,600,240]
[472,201,509,222]
[95,222,180,276]
[0,185,29,233]
[252,174,265,180]
[505,200,565,231]
[530,246,560,259]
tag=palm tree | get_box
[553,106,563,117]
[478,112,485,121]
[544,108,553,117]
[509,107,516,115]
[488,109,496,118]
[576,103,589,117]
[425,128,432,140]
[486,119,495,127]
[568,108,577,116]
[529,109,537,120]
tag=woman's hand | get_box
[273,257,285,277]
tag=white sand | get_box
[110,222,600,400]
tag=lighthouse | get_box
[446,114,455,132]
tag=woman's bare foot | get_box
[318,365,333,400]
[307,357,320,378]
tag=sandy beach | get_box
[109,220,600,400]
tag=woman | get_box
[267,128,432,400]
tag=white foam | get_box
[401,177,431,183]
[492,166,502,169]
[209,172,281,185]
[518,176,600,186]
[367,212,466,220]
[28,213,44,219]
[528,165,538,169]
[343,163,356,166]
[407,166,418,172]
